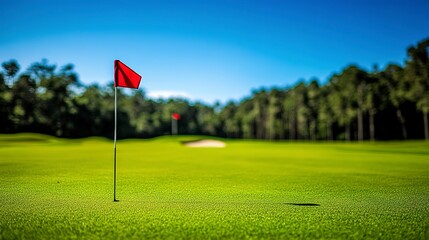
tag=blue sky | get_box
[1,0,428,103]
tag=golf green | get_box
[1,133,428,239]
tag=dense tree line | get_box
[1,38,428,140]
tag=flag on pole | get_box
[113,60,142,202]
[114,60,142,89]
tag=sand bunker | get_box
[184,139,226,148]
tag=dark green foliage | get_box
[1,38,428,140]
[2,59,19,85]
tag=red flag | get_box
[114,60,142,89]
[172,113,181,120]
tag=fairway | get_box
[1,134,429,239]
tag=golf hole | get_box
[285,203,320,207]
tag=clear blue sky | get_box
[1,0,428,104]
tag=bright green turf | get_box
[1,133,429,239]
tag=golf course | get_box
[1,133,428,239]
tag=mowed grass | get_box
[0,134,428,239]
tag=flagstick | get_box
[172,118,178,135]
[113,86,118,202]
[112,60,141,202]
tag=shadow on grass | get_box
[0,137,49,143]
[285,203,320,206]
[180,139,205,145]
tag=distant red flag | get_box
[114,60,142,89]
[172,113,181,120]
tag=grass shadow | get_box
[180,139,205,145]
[285,203,320,206]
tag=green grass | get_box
[1,133,429,239]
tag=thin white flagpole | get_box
[171,117,174,136]
[113,86,118,202]
[172,118,178,135]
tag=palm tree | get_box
[380,64,408,139]
[405,39,429,140]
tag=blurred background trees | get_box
[1,38,428,140]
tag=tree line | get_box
[1,38,428,140]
